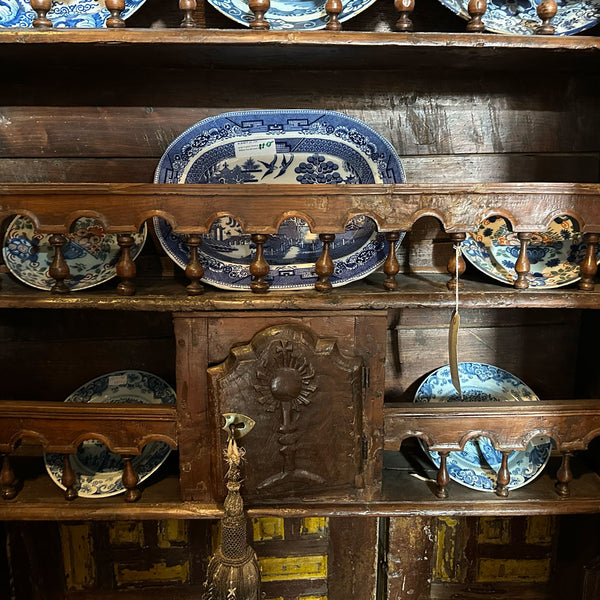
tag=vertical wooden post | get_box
[30,0,52,27]
[383,231,401,291]
[179,0,197,27]
[185,234,205,295]
[535,0,557,34]
[446,233,466,291]
[466,0,487,31]
[249,0,270,29]
[116,233,136,296]
[514,232,532,289]
[394,0,415,31]
[105,0,126,27]
[122,456,141,502]
[495,451,511,497]
[578,233,598,291]
[49,234,70,294]
[62,455,78,501]
[1,454,19,500]
[315,233,335,292]
[556,451,573,497]
[250,234,270,293]
[436,451,450,498]
[325,0,343,30]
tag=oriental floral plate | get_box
[414,362,552,492]
[2,215,146,291]
[44,370,176,499]
[0,0,147,27]
[153,109,406,291]
[206,0,377,30]
[437,0,600,35]
[461,215,597,289]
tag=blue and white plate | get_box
[2,215,146,292]
[437,0,600,35]
[43,370,176,498]
[0,0,147,27]
[206,0,377,30]
[414,362,552,492]
[153,109,406,291]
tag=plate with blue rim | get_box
[436,0,600,35]
[206,0,377,30]
[461,214,599,289]
[0,0,147,27]
[414,362,552,492]
[43,370,176,499]
[2,215,146,292]
[153,109,406,291]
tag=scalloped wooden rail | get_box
[1,183,600,234]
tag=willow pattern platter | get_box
[206,0,377,30]
[461,215,597,289]
[2,215,146,292]
[437,0,600,35]
[153,109,406,291]
[44,370,176,499]
[0,0,147,27]
[414,362,552,492]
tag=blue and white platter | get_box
[0,0,146,27]
[2,215,146,292]
[153,109,406,291]
[206,0,377,30]
[414,362,552,492]
[44,370,176,498]
[437,0,600,35]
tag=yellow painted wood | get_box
[525,516,555,545]
[299,596,327,600]
[478,517,511,544]
[60,523,96,591]
[264,597,284,600]
[477,558,551,582]
[260,555,327,582]
[108,522,144,546]
[253,517,285,541]
[434,517,460,583]
[115,560,189,585]
[301,517,329,537]
[157,520,188,548]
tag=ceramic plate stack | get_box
[153,109,406,291]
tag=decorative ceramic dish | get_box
[461,214,597,289]
[2,215,146,292]
[206,0,377,30]
[153,109,406,291]
[436,0,600,35]
[0,0,147,27]
[43,370,176,498]
[414,362,552,492]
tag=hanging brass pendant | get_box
[449,309,462,399]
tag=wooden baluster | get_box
[394,0,415,31]
[30,0,52,27]
[116,233,136,296]
[495,451,511,497]
[315,233,335,293]
[185,234,204,295]
[578,233,599,291]
[62,454,78,501]
[383,231,401,291]
[514,232,532,289]
[535,0,557,34]
[325,0,343,30]
[1,454,19,500]
[49,234,70,294]
[250,234,270,293]
[435,451,450,498]
[122,456,141,502]
[248,0,270,30]
[179,0,197,27]
[446,233,466,291]
[105,0,126,27]
[466,0,486,32]
[556,451,573,498]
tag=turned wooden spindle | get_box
[249,234,270,293]
[495,451,511,497]
[383,231,401,291]
[185,234,205,295]
[30,0,53,28]
[122,456,141,502]
[466,0,486,32]
[394,0,415,31]
[325,0,343,30]
[248,0,270,30]
[578,233,599,291]
[315,233,335,293]
[62,454,78,501]
[535,0,557,34]
[556,451,574,498]
[436,451,450,498]
[179,0,197,27]
[105,0,126,27]
[116,233,136,296]
[446,232,467,291]
[1,454,19,500]
[514,232,532,289]
[49,234,70,294]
